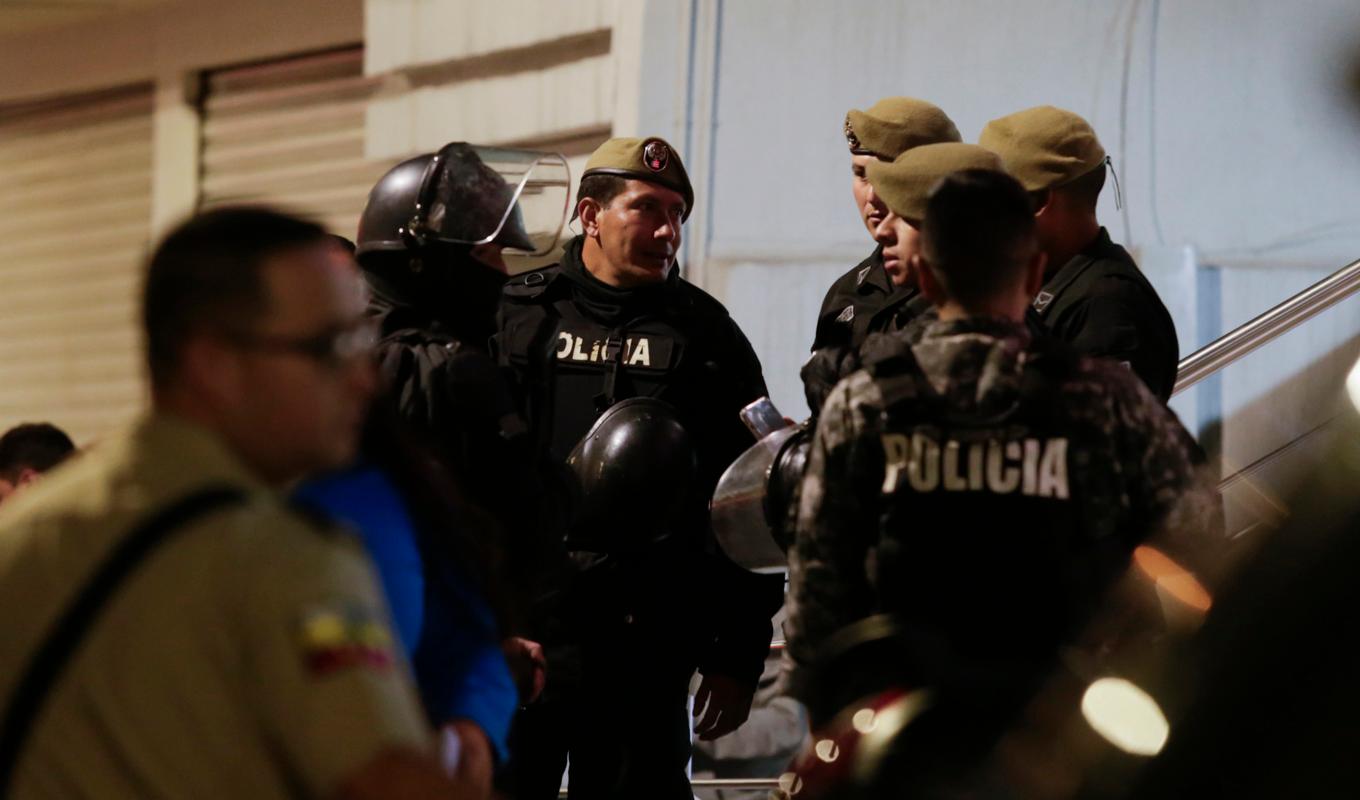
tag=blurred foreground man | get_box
[495,138,782,799]
[0,208,471,799]
[980,106,1180,402]
[0,423,75,505]
[784,160,1220,739]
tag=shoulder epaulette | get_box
[503,264,562,301]
[669,277,730,317]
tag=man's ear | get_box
[915,254,946,304]
[1032,188,1054,218]
[577,198,603,238]
[15,467,40,487]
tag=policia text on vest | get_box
[555,331,671,369]
[881,432,1070,499]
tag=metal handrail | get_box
[1172,256,1360,395]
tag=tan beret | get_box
[844,97,961,159]
[866,142,1005,222]
[582,136,694,221]
[977,105,1106,192]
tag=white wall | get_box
[363,0,619,158]
[362,0,631,273]
[656,0,1360,457]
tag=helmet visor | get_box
[416,143,570,256]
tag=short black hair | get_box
[142,207,329,387]
[0,422,76,480]
[575,174,629,211]
[921,169,1039,308]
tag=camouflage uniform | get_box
[783,317,1221,709]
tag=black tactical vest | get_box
[497,266,729,463]
[866,339,1129,668]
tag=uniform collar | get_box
[879,276,920,311]
[854,245,893,295]
[559,235,674,324]
[911,317,1033,412]
[1034,227,1118,316]
[920,315,1032,345]
[136,412,276,496]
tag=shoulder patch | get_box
[1033,290,1055,312]
[298,605,396,677]
[856,265,872,287]
[836,304,855,324]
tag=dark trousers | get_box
[505,659,694,799]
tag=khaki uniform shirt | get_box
[0,414,430,799]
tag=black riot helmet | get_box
[566,398,697,554]
[355,142,570,262]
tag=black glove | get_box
[801,346,862,417]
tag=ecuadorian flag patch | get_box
[299,607,395,676]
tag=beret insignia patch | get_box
[844,116,861,151]
[643,140,669,172]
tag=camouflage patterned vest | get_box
[865,336,1129,668]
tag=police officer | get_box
[813,97,962,353]
[354,143,573,608]
[783,159,1221,736]
[804,98,962,414]
[979,106,1181,402]
[0,208,470,799]
[493,137,783,799]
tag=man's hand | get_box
[801,347,861,416]
[442,721,494,800]
[502,636,547,704]
[693,673,755,741]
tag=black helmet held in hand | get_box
[565,397,696,554]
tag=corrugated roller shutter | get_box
[200,47,389,239]
[0,86,154,445]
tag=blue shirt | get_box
[296,465,517,762]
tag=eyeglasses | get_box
[225,320,378,369]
